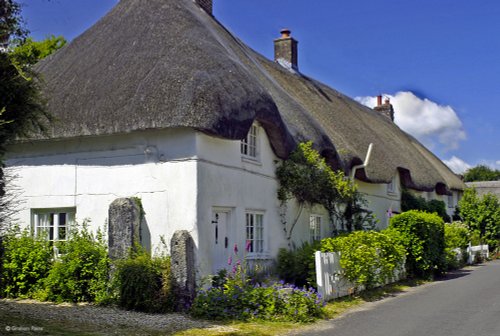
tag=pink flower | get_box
[237,259,241,266]
[245,240,252,252]
[227,256,232,265]
[233,243,238,254]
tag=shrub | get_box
[277,241,320,288]
[444,222,469,270]
[401,189,451,222]
[320,230,405,289]
[191,268,324,322]
[42,224,109,303]
[114,248,174,313]
[389,210,446,278]
[0,227,53,298]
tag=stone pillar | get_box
[108,198,142,260]
[171,230,196,311]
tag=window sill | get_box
[241,156,262,166]
[245,253,271,260]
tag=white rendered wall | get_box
[5,128,199,254]
[356,174,401,229]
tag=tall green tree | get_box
[458,188,500,251]
[1,0,58,230]
[463,165,500,182]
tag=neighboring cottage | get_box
[465,181,500,199]
[5,0,464,277]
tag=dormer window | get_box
[241,124,258,159]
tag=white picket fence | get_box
[315,251,406,301]
[452,244,489,265]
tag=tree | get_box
[463,165,500,182]
[458,188,500,251]
[1,0,57,230]
[10,35,66,66]
[276,141,374,242]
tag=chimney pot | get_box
[377,95,382,106]
[384,97,390,105]
[280,28,291,38]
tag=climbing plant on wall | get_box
[276,141,375,241]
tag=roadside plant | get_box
[113,245,174,313]
[459,188,500,252]
[42,223,109,303]
[389,210,446,278]
[444,222,469,270]
[277,241,321,288]
[191,243,324,322]
[321,230,405,289]
[0,226,53,298]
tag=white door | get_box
[211,209,231,273]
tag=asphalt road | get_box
[302,260,500,336]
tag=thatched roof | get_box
[32,0,464,192]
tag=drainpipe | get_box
[350,143,373,180]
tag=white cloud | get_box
[443,156,471,174]
[356,91,466,152]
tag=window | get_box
[33,208,75,243]
[241,124,258,158]
[309,215,322,243]
[387,176,396,194]
[245,212,264,254]
[448,194,454,208]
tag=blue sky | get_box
[22,0,500,173]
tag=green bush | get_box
[0,227,53,298]
[321,230,405,289]
[191,267,324,322]
[389,210,446,278]
[401,189,451,222]
[42,225,109,303]
[277,241,320,288]
[444,222,469,270]
[114,248,174,313]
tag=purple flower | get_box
[236,259,241,266]
[234,243,239,254]
[245,240,252,252]
[228,256,232,265]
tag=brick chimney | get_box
[274,29,298,70]
[374,96,395,121]
[196,0,212,15]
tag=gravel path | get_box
[0,299,217,335]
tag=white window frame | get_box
[387,176,396,194]
[309,215,322,243]
[32,208,75,243]
[241,124,259,159]
[447,194,454,208]
[245,211,264,255]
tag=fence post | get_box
[315,251,324,299]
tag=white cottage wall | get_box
[356,174,401,229]
[194,127,287,276]
[5,128,199,254]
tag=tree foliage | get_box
[401,188,451,222]
[10,35,66,66]
[0,0,27,48]
[458,188,500,251]
[463,165,500,182]
[389,210,446,278]
[276,141,374,236]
